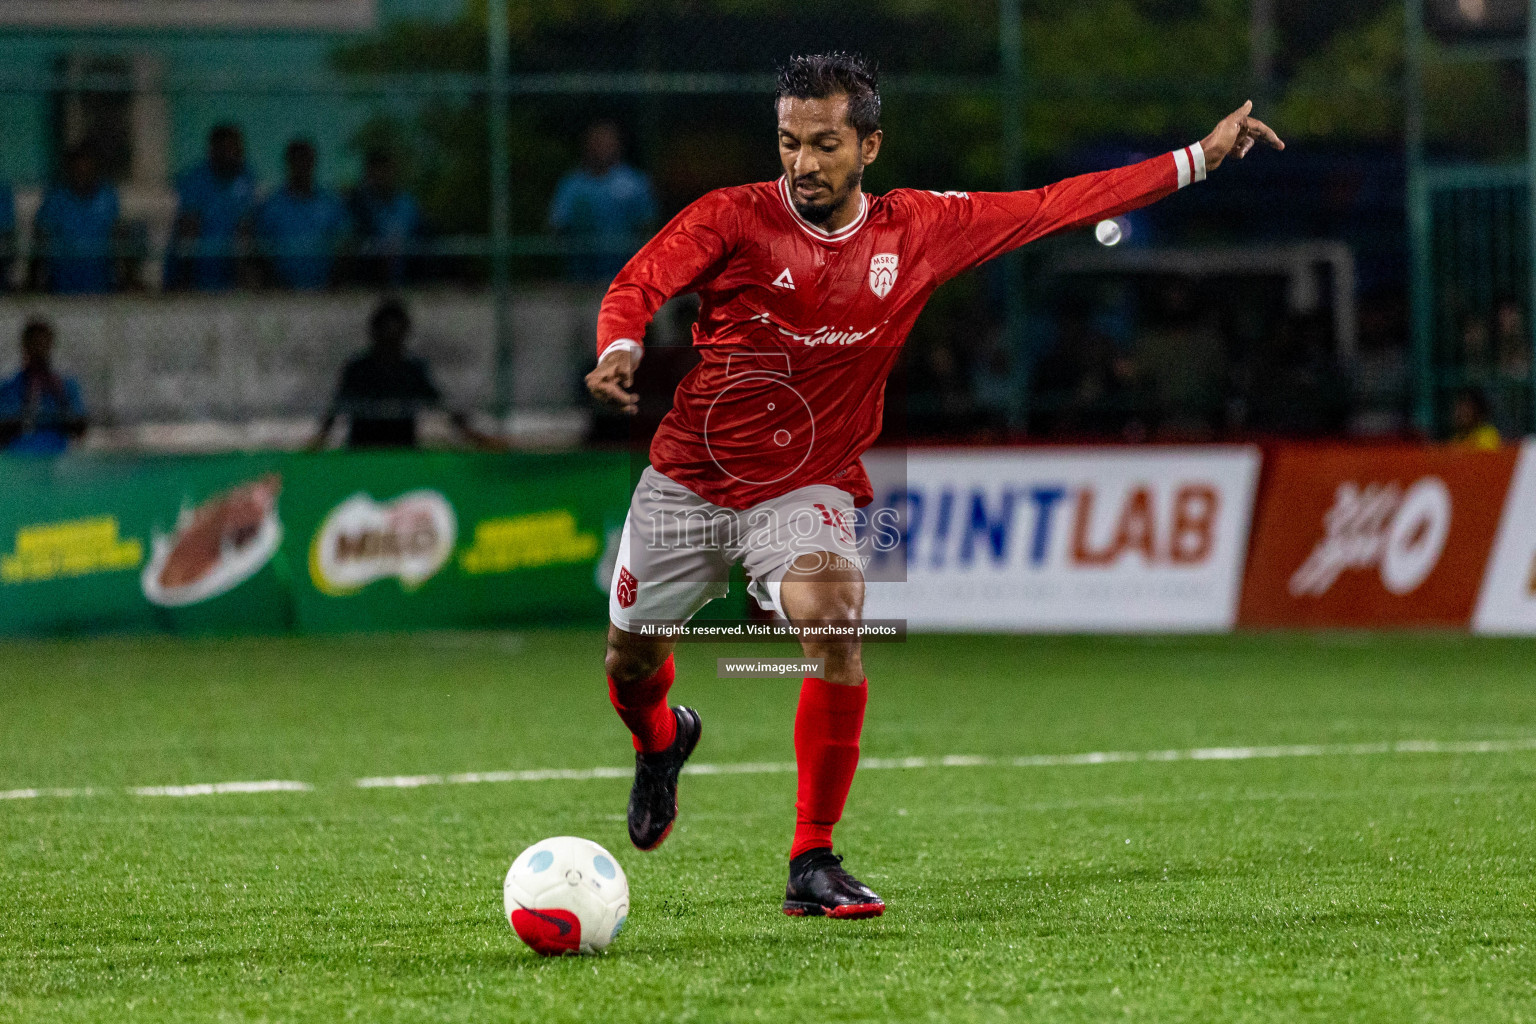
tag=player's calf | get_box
[605,627,678,753]
[604,629,701,851]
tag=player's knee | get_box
[802,636,864,684]
[604,637,666,686]
[793,581,863,624]
[788,579,864,682]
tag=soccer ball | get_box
[503,836,629,956]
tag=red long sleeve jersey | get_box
[598,147,1200,509]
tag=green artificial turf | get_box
[3,631,1536,1022]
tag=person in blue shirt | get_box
[0,181,15,292]
[548,121,658,282]
[0,319,87,455]
[350,148,424,287]
[255,139,349,290]
[168,124,258,291]
[31,148,122,294]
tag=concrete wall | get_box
[0,286,613,429]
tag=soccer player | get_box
[586,52,1282,918]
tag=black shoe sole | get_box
[629,706,701,852]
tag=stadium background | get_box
[2,0,1534,636]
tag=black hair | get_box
[370,298,410,340]
[209,123,241,144]
[775,52,881,139]
[285,138,316,161]
[21,318,53,346]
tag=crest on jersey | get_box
[868,253,899,299]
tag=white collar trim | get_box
[778,176,868,241]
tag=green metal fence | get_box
[1406,0,1536,437]
[0,2,1033,422]
[1,2,1423,438]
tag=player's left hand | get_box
[1200,101,1284,172]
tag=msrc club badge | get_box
[867,252,898,299]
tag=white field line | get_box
[131,780,312,798]
[6,739,1536,801]
[0,787,96,801]
[352,736,1536,790]
[2,780,311,801]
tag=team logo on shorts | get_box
[868,253,898,299]
[616,565,638,609]
[814,502,855,545]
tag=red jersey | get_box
[598,145,1204,509]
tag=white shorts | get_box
[608,466,860,631]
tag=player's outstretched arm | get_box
[923,103,1284,280]
[586,347,639,416]
[1199,100,1284,171]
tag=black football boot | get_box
[627,706,702,851]
[782,848,885,918]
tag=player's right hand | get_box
[586,348,639,415]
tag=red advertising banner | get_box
[1239,445,1517,628]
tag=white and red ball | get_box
[503,836,629,955]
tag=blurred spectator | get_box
[1459,312,1492,374]
[1062,348,1155,441]
[0,319,87,454]
[905,339,977,436]
[548,121,657,282]
[350,149,423,287]
[1241,314,1350,437]
[1451,389,1501,450]
[968,335,1014,432]
[312,299,503,450]
[1039,321,1153,441]
[0,180,14,291]
[256,139,349,290]
[1494,298,1528,379]
[1492,297,1530,436]
[30,147,122,294]
[168,124,257,291]
[1100,352,1156,440]
[1133,280,1225,439]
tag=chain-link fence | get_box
[0,1,1494,446]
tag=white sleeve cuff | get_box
[1173,143,1207,189]
[597,338,643,368]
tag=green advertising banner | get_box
[0,450,633,636]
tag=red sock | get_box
[608,655,678,753]
[791,676,868,859]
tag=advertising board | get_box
[1473,440,1536,635]
[860,447,1260,632]
[1238,445,1516,628]
[0,451,627,635]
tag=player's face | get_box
[776,95,881,224]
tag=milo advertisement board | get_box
[0,450,629,636]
